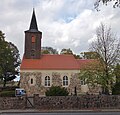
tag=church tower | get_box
[24,9,42,59]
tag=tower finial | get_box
[29,8,38,30]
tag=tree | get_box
[112,82,120,95]
[41,47,58,54]
[0,31,5,81]
[80,52,100,59]
[42,49,50,54]
[73,54,82,59]
[79,60,106,93]
[94,0,120,11]
[90,23,120,94]
[0,31,21,87]
[60,48,73,55]
[60,48,82,59]
[45,86,69,96]
[114,63,120,83]
[112,63,120,95]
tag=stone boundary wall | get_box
[0,97,26,110]
[0,95,120,110]
[34,94,120,110]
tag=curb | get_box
[0,109,120,113]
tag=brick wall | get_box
[0,97,26,110]
[34,94,120,110]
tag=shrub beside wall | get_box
[45,86,69,96]
[112,82,120,95]
[0,90,15,97]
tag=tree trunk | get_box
[3,79,6,87]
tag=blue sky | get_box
[0,0,120,58]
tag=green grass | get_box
[0,90,15,97]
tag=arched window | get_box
[45,76,50,86]
[31,78,33,84]
[63,76,68,86]
[31,36,36,49]
[80,79,86,85]
[32,36,35,43]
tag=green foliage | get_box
[45,86,69,96]
[79,66,104,87]
[112,82,120,95]
[89,23,119,94]
[0,90,15,97]
[60,48,82,59]
[112,63,120,95]
[73,54,82,59]
[80,52,100,59]
[0,86,19,97]
[41,47,58,54]
[0,31,21,87]
[79,60,114,94]
[114,63,120,83]
[0,86,19,91]
[42,50,50,54]
[60,48,73,55]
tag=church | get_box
[20,9,100,96]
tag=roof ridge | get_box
[42,54,75,56]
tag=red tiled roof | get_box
[20,54,96,70]
[20,54,80,70]
[77,59,95,66]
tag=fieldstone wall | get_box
[0,95,120,110]
[34,94,120,110]
[20,71,82,96]
[0,97,26,110]
[52,72,62,86]
[69,73,81,95]
[20,72,45,96]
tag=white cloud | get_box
[0,0,120,57]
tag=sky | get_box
[0,0,120,58]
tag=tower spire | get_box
[29,8,38,30]
[24,9,42,59]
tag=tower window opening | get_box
[31,78,33,84]
[32,36,36,43]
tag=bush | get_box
[45,86,69,96]
[0,90,15,97]
[112,82,120,95]
[0,86,19,91]
[0,86,18,97]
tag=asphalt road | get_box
[1,112,120,115]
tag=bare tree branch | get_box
[90,23,120,94]
[94,0,120,11]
